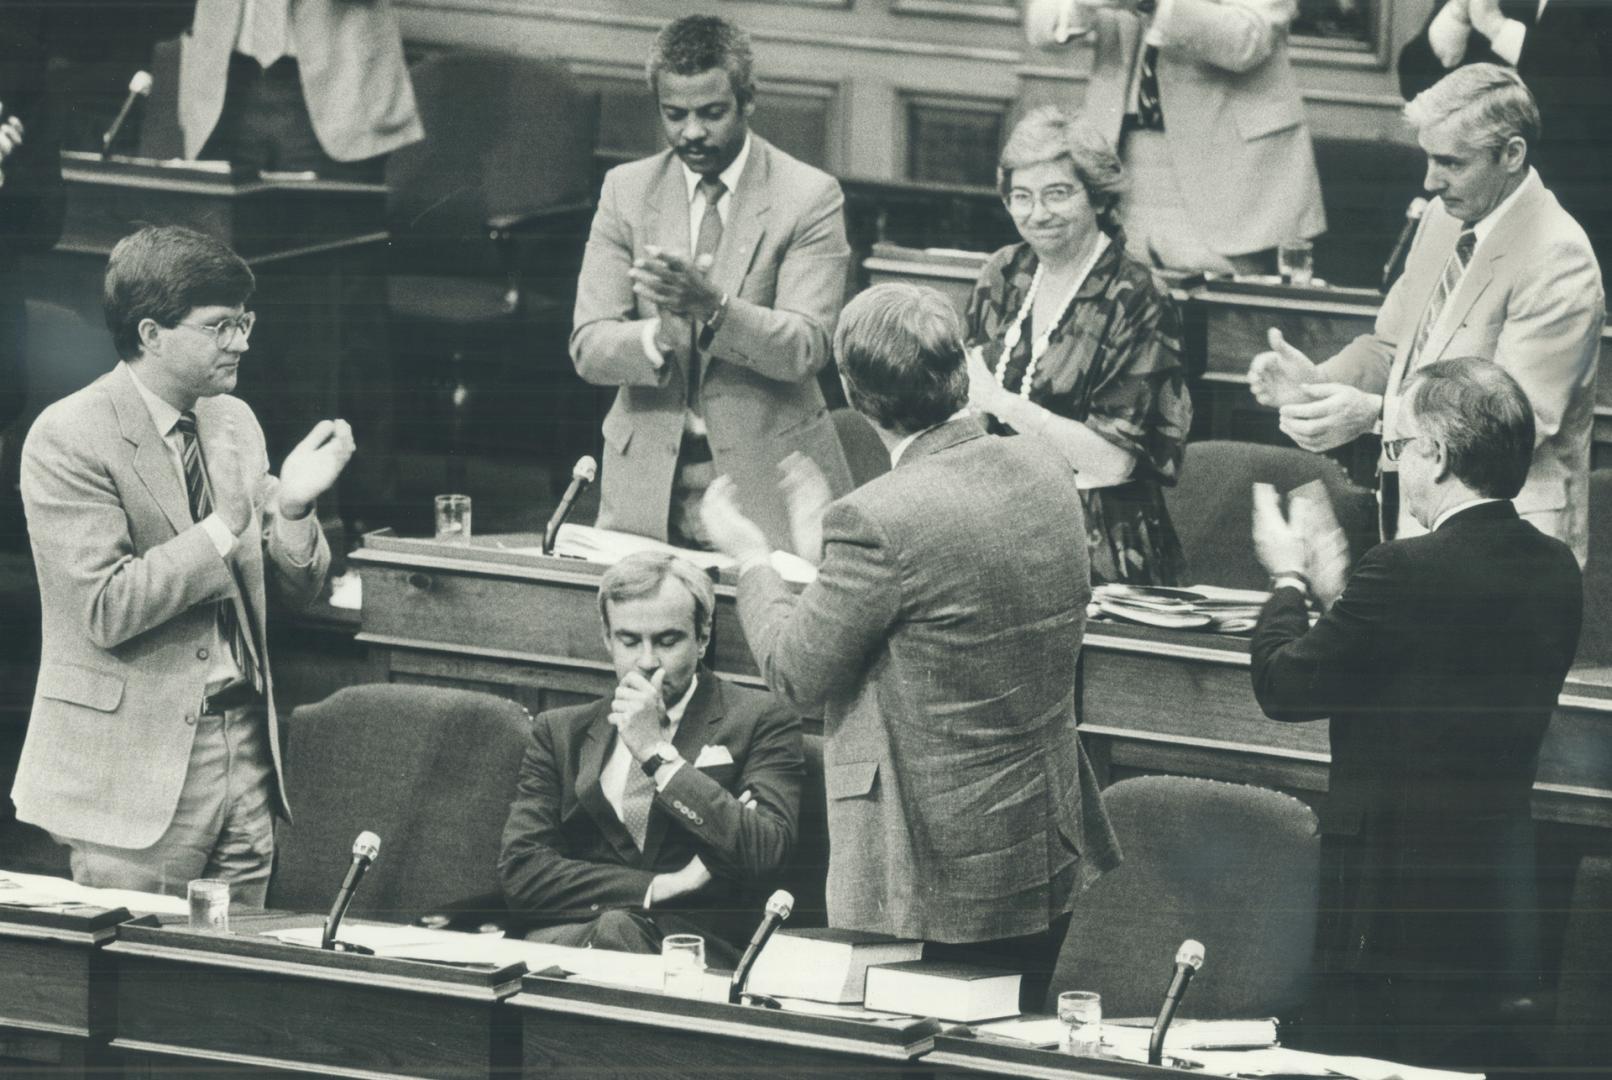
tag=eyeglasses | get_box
[1006,184,1081,216]
[175,311,256,345]
[1383,434,1426,462]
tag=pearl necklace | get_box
[996,233,1110,400]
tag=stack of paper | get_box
[526,525,818,584]
[0,869,187,916]
[1092,584,1268,633]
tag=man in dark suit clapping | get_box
[1250,358,1582,1067]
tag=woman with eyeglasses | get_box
[964,106,1191,585]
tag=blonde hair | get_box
[1404,63,1540,157]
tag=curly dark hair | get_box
[646,15,756,106]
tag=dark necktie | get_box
[174,412,263,695]
[687,177,727,413]
[1137,45,1164,131]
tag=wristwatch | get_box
[640,742,681,777]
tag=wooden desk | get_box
[509,974,938,1079]
[927,1034,1200,1080]
[107,918,524,1079]
[0,904,125,1078]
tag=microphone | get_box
[1380,196,1429,290]
[542,455,598,556]
[101,71,153,159]
[730,889,794,1004]
[321,831,381,951]
[1148,939,1205,1066]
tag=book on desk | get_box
[747,927,924,1003]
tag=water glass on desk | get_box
[662,933,706,998]
[1058,990,1102,1056]
[434,494,472,543]
[187,879,230,933]
[1278,240,1314,287]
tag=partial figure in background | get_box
[14,225,353,906]
[179,0,423,181]
[964,107,1190,585]
[702,283,1120,1010]
[0,15,66,446]
[1026,0,1325,276]
[1247,64,1601,565]
[570,14,853,553]
[1398,0,1612,267]
[498,552,803,966]
[1250,360,1581,1068]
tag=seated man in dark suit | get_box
[498,551,803,964]
[1250,359,1582,1067]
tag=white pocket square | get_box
[694,745,734,768]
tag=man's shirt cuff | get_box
[201,513,237,558]
[641,318,667,370]
[1427,3,1472,67]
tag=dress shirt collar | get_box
[681,134,752,207]
[665,673,698,727]
[123,361,185,438]
[1432,497,1503,532]
[890,408,973,467]
[1469,167,1538,248]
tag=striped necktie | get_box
[1408,229,1477,368]
[687,177,727,414]
[173,412,264,696]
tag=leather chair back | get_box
[1047,775,1320,1018]
[267,684,533,923]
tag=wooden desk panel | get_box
[108,921,522,1080]
[0,907,124,1079]
[511,975,937,1080]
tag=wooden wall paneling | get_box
[899,91,1012,186]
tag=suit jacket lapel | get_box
[1385,212,1461,399]
[108,366,192,536]
[641,672,724,867]
[193,397,267,673]
[710,140,769,303]
[1420,177,1544,366]
[575,706,642,863]
[647,155,697,391]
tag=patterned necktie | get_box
[245,0,290,68]
[1408,229,1477,368]
[1136,45,1164,130]
[619,754,656,851]
[687,177,728,414]
[173,412,263,695]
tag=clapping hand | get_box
[208,417,259,537]
[0,111,24,189]
[277,419,356,521]
[1248,328,1319,408]
[1288,480,1350,610]
[1251,483,1308,584]
[779,452,832,564]
[965,345,1007,417]
[631,246,723,323]
[1278,382,1380,453]
[701,475,772,565]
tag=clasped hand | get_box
[0,109,24,189]
[631,246,722,323]
[610,669,668,762]
[1251,482,1349,609]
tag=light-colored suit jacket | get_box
[1319,170,1602,565]
[179,0,423,162]
[570,134,853,553]
[735,416,1122,943]
[1077,0,1325,256]
[13,364,330,848]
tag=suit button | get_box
[590,903,601,912]
[196,647,209,661]
[184,714,197,726]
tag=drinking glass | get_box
[1278,239,1315,286]
[187,878,230,933]
[434,494,472,543]
[1058,990,1102,1056]
[661,933,706,998]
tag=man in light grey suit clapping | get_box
[703,282,1121,1007]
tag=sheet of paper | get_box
[511,525,818,583]
[0,869,187,915]
[976,1016,1064,1046]
[1170,1047,1483,1080]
